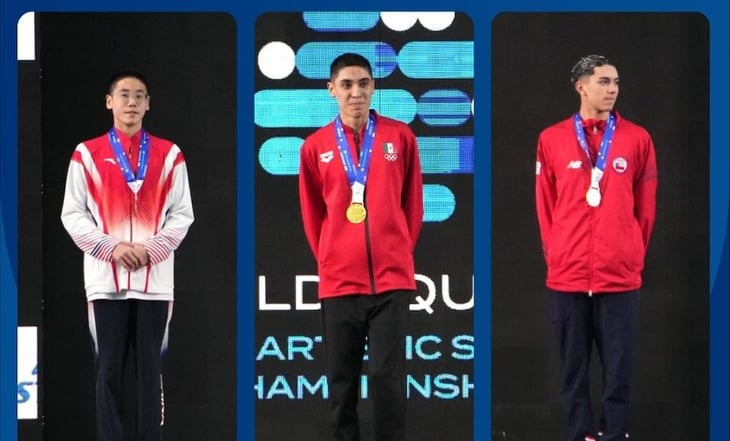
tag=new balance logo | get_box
[566,160,582,169]
[104,158,117,165]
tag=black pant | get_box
[321,290,410,441]
[88,299,172,441]
[549,290,639,441]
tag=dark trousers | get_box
[88,299,172,441]
[548,290,639,441]
[321,290,410,441]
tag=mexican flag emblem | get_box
[383,142,398,161]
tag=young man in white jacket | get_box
[61,69,194,441]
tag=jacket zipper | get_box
[128,190,134,289]
[587,168,594,297]
[364,214,376,294]
[354,131,376,294]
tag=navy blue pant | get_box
[548,290,639,441]
[89,299,172,441]
[321,290,410,441]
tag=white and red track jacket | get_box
[61,129,194,301]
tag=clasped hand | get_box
[112,241,150,271]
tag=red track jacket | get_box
[535,112,657,294]
[299,111,423,299]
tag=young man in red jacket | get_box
[535,55,657,441]
[298,52,423,441]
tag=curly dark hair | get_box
[570,55,611,85]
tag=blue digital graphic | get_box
[417,89,472,126]
[258,136,473,176]
[303,12,381,32]
[254,89,418,127]
[256,12,474,224]
[398,41,474,79]
[297,42,398,79]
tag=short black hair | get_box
[330,53,373,80]
[570,55,611,84]
[108,69,149,94]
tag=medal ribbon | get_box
[573,112,616,190]
[335,113,376,204]
[108,127,150,194]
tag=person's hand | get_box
[130,243,150,267]
[112,241,142,271]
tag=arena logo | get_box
[257,274,473,313]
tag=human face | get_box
[328,66,374,128]
[575,64,619,118]
[105,77,150,134]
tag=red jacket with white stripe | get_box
[299,111,423,299]
[61,129,194,300]
[535,112,657,294]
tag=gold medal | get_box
[346,203,367,224]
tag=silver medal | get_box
[586,187,601,207]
